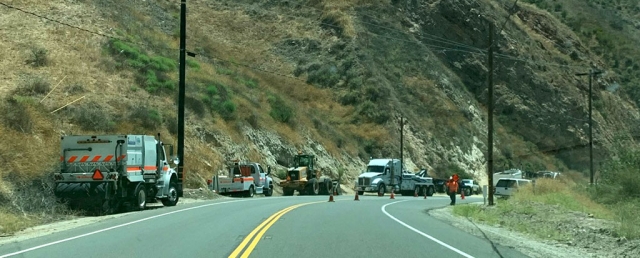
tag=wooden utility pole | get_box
[487,22,495,206]
[177,0,187,197]
[575,69,602,185]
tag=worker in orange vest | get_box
[446,174,460,205]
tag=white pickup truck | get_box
[208,161,274,197]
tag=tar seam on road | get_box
[0,197,301,258]
[381,200,476,258]
[228,200,328,258]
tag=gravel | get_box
[428,203,640,258]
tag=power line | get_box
[0,2,133,46]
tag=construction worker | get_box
[446,174,460,205]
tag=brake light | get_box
[92,169,104,180]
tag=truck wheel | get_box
[307,179,319,195]
[324,179,333,195]
[427,186,435,196]
[133,184,146,211]
[264,184,273,197]
[245,185,255,198]
[161,181,179,206]
[283,188,294,196]
[378,184,386,196]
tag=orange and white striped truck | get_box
[208,161,274,197]
[54,134,181,214]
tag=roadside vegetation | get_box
[453,146,640,240]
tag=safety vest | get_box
[447,180,459,193]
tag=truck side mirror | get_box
[267,166,271,175]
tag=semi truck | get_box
[355,158,435,196]
[54,134,181,214]
[208,161,274,197]
[279,152,341,196]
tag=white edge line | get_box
[381,200,475,258]
[0,196,294,258]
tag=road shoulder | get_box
[427,203,590,258]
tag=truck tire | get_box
[464,188,471,196]
[323,179,332,195]
[378,183,386,196]
[307,178,319,195]
[132,184,147,211]
[283,188,294,196]
[245,185,255,198]
[161,181,179,206]
[427,186,435,196]
[264,184,273,197]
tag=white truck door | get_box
[126,135,144,181]
[143,136,157,174]
[253,165,262,187]
[156,142,167,175]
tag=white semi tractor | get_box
[355,158,435,196]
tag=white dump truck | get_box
[54,134,181,214]
[355,158,435,196]
[208,161,274,197]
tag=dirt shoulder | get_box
[428,202,640,258]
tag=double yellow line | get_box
[228,201,324,258]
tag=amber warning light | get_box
[92,169,104,180]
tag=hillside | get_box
[1,0,639,232]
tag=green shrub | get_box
[15,73,50,96]
[106,39,176,93]
[26,46,49,68]
[64,101,116,132]
[128,105,162,130]
[267,94,295,123]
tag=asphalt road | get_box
[0,194,529,258]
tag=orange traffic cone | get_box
[328,192,335,202]
[461,190,465,200]
[354,191,360,201]
[390,190,395,199]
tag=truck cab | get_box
[209,161,273,197]
[355,159,402,196]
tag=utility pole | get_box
[177,0,187,197]
[400,116,404,175]
[575,69,602,185]
[487,22,495,206]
